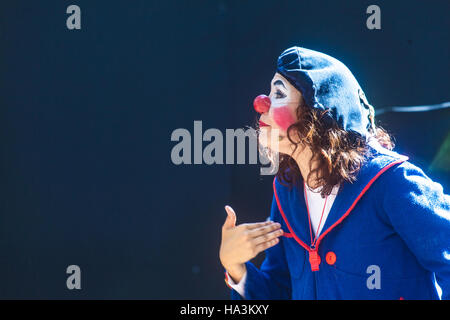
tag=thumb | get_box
[223,205,237,229]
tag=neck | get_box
[291,144,322,189]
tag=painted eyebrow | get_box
[273,80,286,89]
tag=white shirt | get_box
[227,182,340,298]
[305,182,340,236]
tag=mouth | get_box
[259,120,270,127]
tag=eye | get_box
[275,90,286,99]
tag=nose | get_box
[253,94,271,114]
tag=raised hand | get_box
[219,205,284,283]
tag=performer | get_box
[219,46,450,299]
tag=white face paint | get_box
[258,72,302,154]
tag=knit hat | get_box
[276,47,375,138]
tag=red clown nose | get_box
[253,95,271,114]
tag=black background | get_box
[0,0,448,299]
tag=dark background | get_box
[0,0,448,299]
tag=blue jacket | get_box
[229,140,450,299]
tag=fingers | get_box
[252,228,284,246]
[254,237,280,254]
[223,205,236,229]
[248,223,283,256]
[241,220,273,230]
[222,205,282,241]
[248,222,282,238]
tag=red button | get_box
[326,251,336,265]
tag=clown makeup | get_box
[257,72,302,154]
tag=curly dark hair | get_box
[263,98,395,198]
